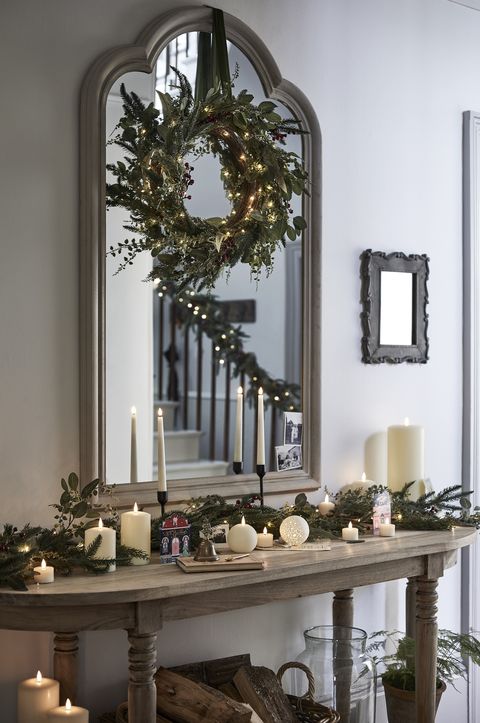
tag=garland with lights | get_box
[158,280,300,412]
[106,68,307,290]
[0,474,146,591]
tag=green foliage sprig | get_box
[106,69,308,290]
[0,474,147,591]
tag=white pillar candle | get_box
[341,472,374,494]
[33,559,54,584]
[379,522,396,537]
[257,387,265,466]
[227,516,257,553]
[18,671,60,723]
[318,493,335,516]
[387,418,424,493]
[130,406,138,484]
[233,386,243,463]
[256,526,273,548]
[46,699,89,722]
[342,521,359,541]
[84,519,116,572]
[121,502,151,564]
[157,408,167,492]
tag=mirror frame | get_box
[79,6,322,504]
[360,249,429,365]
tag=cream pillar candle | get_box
[379,522,396,537]
[130,406,138,484]
[121,502,151,564]
[342,521,359,541]
[84,519,116,572]
[17,671,60,723]
[256,526,273,548]
[33,559,54,583]
[157,408,167,492]
[227,516,257,553]
[318,493,335,516]
[256,387,265,466]
[233,386,243,463]
[46,699,89,722]
[387,418,424,493]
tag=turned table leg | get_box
[406,577,418,640]
[332,589,354,722]
[53,632,79,704]
[127,630,157,723]
[416,576,439,723]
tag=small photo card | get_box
[284,411,303,445]
[276,444,302,472]
[372,490,391,536]
[199,523,229,544]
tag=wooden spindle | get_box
[183,325,189,428]
[158,296,164,400]
[209,341,217,460]
[270,404,276,470]
[196,332,203,431]
[223,359,231,461]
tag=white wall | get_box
[1,0,479,719]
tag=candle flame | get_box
[361,472,366,482]
[325,493,329,503]
[241,516,245,525]
[66,699,72,711]
[131,406,136,415]
[36,671,42,683]
[263,527,267,535]
[404,417,410,426]
[157,407,163,417]
[237,386,243,395]
[258,387,263,395]
[41,559,46,569]
[133,502,138,513]
[348,521,353,529]
[98,518,103,529]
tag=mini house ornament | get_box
[159,513,191,563]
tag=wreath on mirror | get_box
[106,67,308,290]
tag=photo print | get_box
[276,444,303,471]
[284,411,303,445]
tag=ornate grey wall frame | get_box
[360,249,429,364]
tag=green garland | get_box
[0,474,147,591]
[106,70,308,290]
[159,281,300,412]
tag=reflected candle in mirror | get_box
[130,406,137,484]
[17,671,60,723]
[233,386,243,464]
[257,387,265,466]
[157,408,167,492]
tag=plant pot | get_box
[382,678,447,723]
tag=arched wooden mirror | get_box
[80,6,321,507]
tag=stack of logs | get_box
[120,654,298,723]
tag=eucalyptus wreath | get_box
[106,70,308,290]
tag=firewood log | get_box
[233,665,296,723]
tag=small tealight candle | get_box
[256,526,274,548]
[227,516,257,553]
[18,671,60,723]
[318,493,335,516]
[342,521,359,541]
[379,521,396,537]
[34,559,54,584]
[46,698,89,722]
[84,518,116,572]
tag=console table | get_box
[0,528,475,723]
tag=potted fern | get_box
[368,629,480,723]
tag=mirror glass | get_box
[105,34,303,485]
[379,271,413,346]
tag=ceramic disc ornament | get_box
[279,515,310,546]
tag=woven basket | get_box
[277,661,340,723]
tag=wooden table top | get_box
[0,528,475,608]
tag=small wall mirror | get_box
[360,249,429,364]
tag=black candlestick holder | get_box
[256,464,265,507]
[233,461,243,475]
[157,490,168,520]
